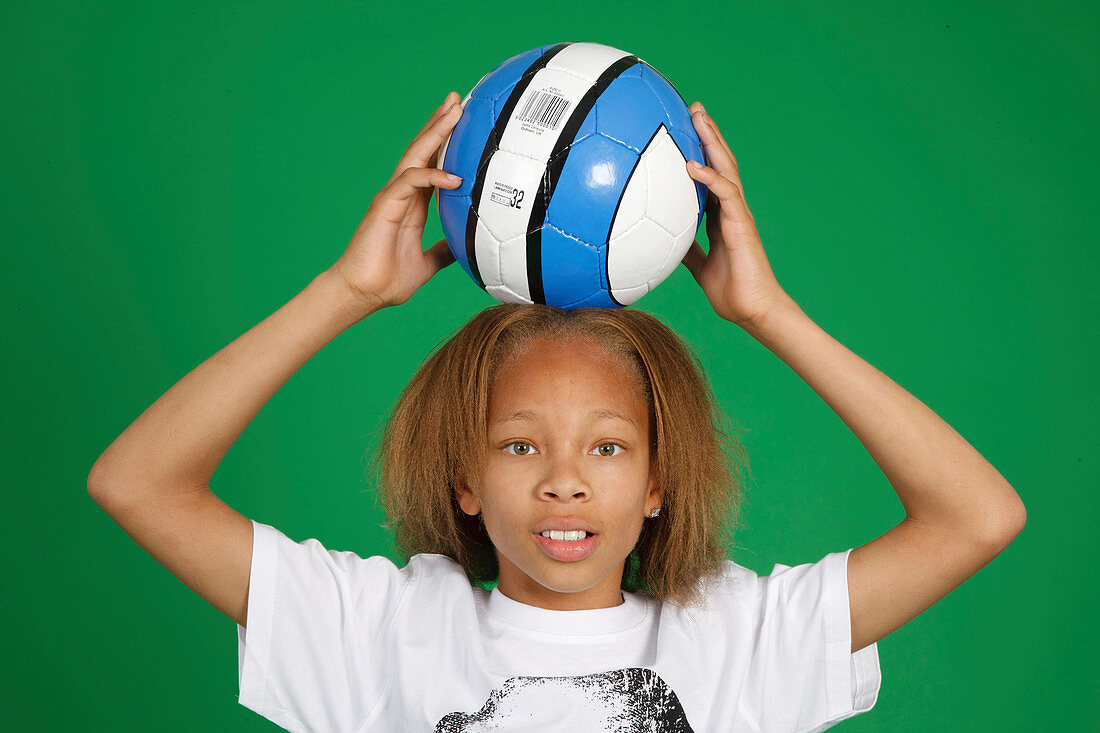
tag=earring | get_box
[648,507,661,518]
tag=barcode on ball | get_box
[517,90,570,130]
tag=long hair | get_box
[368,303,749,608]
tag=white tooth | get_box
[541,530,587,541]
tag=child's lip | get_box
[532,516,598,534]
[534,531,600,562]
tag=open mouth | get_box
[533,531,600,561]
[537,529,594,541]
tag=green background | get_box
[4,0,1096,730]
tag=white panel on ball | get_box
[472,217,504,289]
[606,161,650,283]
[643,128,700,239]
[611,155,648,235]
[614,283,649,306]
[545,42,633,84]
[497,68,587,158]
[497,234,533,303]
[653,217,700,286]
[608,217,674,294]
[486,282,532,305]
[473,148,545,299]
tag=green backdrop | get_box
[4,1,1096,730]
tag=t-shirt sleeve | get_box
[741,548,882,733]
[236,519,411,733]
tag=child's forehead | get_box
[488,337,649,413]
[492,336,641,384]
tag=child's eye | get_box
[504,441,536,456]
[593,443,624,457]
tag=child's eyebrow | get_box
[492,408,637,427]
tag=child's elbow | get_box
[990,495,1027,548]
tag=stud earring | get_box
[648,507,661,518]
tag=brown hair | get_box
[368,303,749,609]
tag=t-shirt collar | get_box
[485,586,649,635]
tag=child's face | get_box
[457,336,661,611]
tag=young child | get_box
[88,92,1026,731]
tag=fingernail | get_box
[446,173,462,182]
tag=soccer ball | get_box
[435,42,706,309]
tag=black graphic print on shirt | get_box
[434,667,695,731]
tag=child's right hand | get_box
[329,92,465,313]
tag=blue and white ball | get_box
[435,42,707,308]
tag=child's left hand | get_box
[682,102,792,327]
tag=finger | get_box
[406,135,464,230]
[706,113,738,170]
[388,96,463,187]
[416,91,460,139]
[384,92,459,189]
[388,102,462,186]
[398,94,459,180]
[423,237,457,281]
[426,94,462,167]
[375,167,462,227]
[685,159,754,226]
[689,102,738,171]
[680,239,706,282]
[690,108,739,182]
[400,166,444,234]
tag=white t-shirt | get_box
[237,520,881,732]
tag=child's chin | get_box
[524,568,625,609]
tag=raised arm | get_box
[681,102,1026,654]
[87,92,465,627]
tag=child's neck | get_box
[496,567,627,611]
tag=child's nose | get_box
[538,457,591,502]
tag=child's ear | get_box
[454,477,481,516]
[646,470,663,508]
